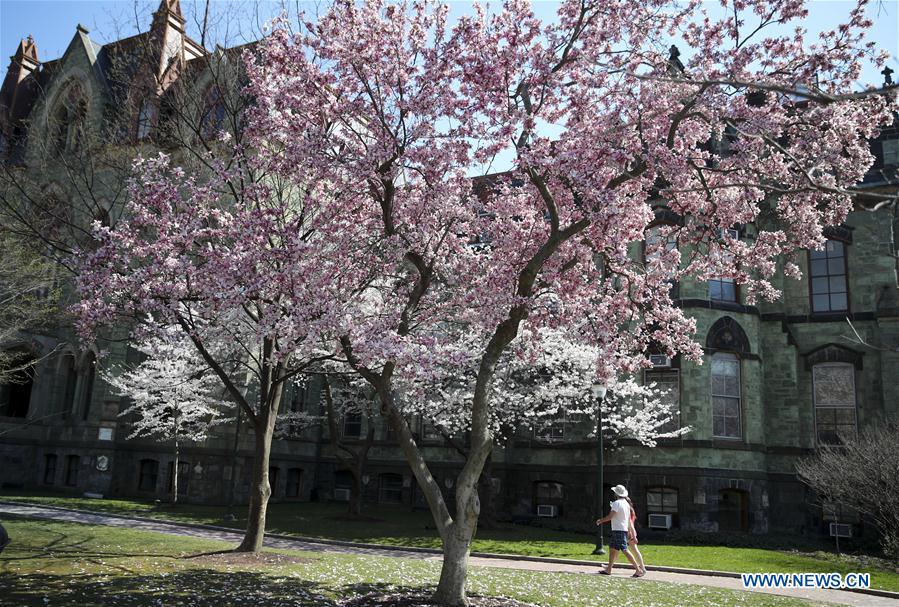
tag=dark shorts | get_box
[610,530,628,551]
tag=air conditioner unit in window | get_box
[649,355,671,368]
[333,488,351,502]
[717,228,740,240]
[536,504,558,518]
[829,522,852,538]
[648,513,672,529]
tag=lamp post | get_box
[592,382,607,555]
[224,403,242,522]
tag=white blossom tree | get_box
[103,328,226,503]
[405,329,687,445]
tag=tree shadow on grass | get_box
[1,569,338,607]
[0,528,185,565]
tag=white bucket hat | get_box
[611,484,629,498]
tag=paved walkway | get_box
[2,503,897,607]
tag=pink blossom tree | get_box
[75,0,895,602]
[74,153,337,552]
[241,0,893,603]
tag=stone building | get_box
[1,0,897,542]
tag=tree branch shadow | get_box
[2,569,339,606]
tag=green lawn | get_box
[0,517,831,607]
[3,491,898,593]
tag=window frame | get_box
[138,459,159,493]
[644,366,681,433]
[642,220,681,299]
[645,486,678,515]
[59,354,77,418]
[534,481,564,504]
[378,473,404,504]
[342,411,363,439]
[80,352,96,421]
[535,422,565,442]
[711,352,742,440]
[135,100,157,142]
[811,362,858,446]
[808,239,850,314]
[286,467,303,498]
[708,228,740,302]
[882,138,899,166]
[421,418,443,442]
[64,454,80,487]
[43,454,57,485]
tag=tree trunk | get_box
[349,464,364,516]
[433,463,482,606]
[172,436,180,504]
[433,525,475,606]
[236,409,276,552]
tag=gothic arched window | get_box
[50,83,87,154]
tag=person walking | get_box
[625,495,647,577]
[595,485,644,576]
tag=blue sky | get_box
[1,0,896,85]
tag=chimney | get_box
[1,36,40,114]
[149,0,187,86]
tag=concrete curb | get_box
[3,499,898,602]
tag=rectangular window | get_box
[711,353,742,439]
[139,459,159,492]
[535,423,564,441]
[823,500,860,523]
[809,240,848,313]
[644,368,680,432]
[646,486,678,514]
[343,413,362,439]
[378,474,403,504]
[883,139,899,165]
[286,468,302,498]
[709,229,739,301]
[535,481,564,502]
[136,101,156,141]
[709,278,737,302]
[644,225,679,296]
[44,454,57,485]
[421,419,443,441]
[64,455,79,487]
[812,364,857,445]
